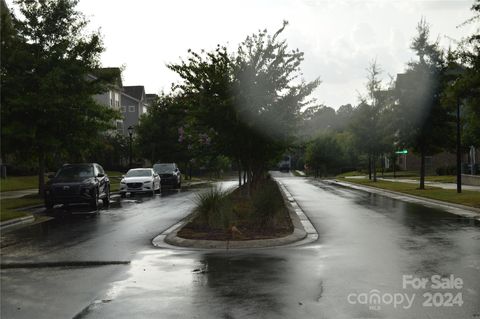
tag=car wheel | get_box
[102,186,110,207]
[90,188,99,210]
[120,192,126,198]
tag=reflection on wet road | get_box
[1,175,479,319]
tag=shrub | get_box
[252,179,284,230]
[436,165,456,176]
[193,186,233,230]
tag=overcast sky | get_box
[11,0,477,109]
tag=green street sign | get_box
[395,149,408,154]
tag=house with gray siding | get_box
[91,67,124,134]
[121,86,149,136]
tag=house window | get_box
[115,92,120,108]
[121,105,126,113]
[128,105,136,112]
[116,120,123,133]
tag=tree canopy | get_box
[165,21,320,188]
[1,0,119,193]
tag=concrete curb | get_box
[0,215,54,232]
[152,180,319,250]
[329,179,480,219]
[0,215,35,229]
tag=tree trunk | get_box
[419,148,426,190]
[381,155,385,178]
[38,149,45,196]
[237,159,242,187]
[368,155,372,180]
[393,154,396,178]
[373,153,377,182]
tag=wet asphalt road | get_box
[1,174,480,319]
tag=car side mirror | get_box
[122,175,125,178]
[47,174,55,179]
[97,173,105,178]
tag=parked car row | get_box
[44,162,181,210]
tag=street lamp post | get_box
[128,126,134,169]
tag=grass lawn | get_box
[106,170,125,177]
[422,175,456,183]
[0,175,40,192]
[336,171,365,177]
[337,171,456,184]
[379,171,420,178]
[1,171,125,193]
[107,171,124,192]
[338,177,480,208]
[0,194,43,222]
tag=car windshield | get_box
[153,164,175,174]
[126,169,152,177]
[56,165,94,179]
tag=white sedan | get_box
[119,168,160,197]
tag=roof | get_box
[123,86,145,101]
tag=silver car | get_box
[119,168,160,197]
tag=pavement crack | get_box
[316,280,324,302]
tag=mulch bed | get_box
[177,183,293,241]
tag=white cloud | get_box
[7,0,474,108]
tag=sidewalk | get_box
[344,176,480,192]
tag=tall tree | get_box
[394,19,453,189]
[1,0,118,194]
[135,93,193,168]
[305,133,344,177]
[350,60,389,181]
[443,1,480,148]
[169,22,320,190]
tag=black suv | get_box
[44,163,110,210]
[153,163,181,188]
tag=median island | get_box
[177,177,294,241]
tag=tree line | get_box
[303,8,479,189]
[2,0,478,195]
